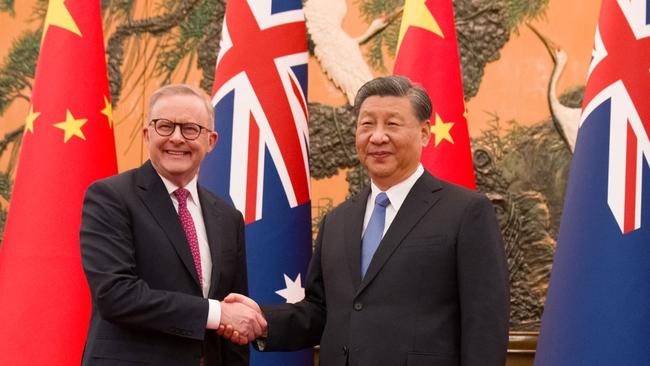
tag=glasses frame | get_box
[149,118,212,141]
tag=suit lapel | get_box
[357,172,442,295]
[198,187,223,299]
[136,161,202,289]
[344,187,370,291]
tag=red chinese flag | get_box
[393,0,475,189]
[0,0,117,364]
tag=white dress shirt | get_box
[362,164,425,237]
[159,174,221,329]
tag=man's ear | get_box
[421,120,431,147]
[143,125,150,144]
[207,131,219,152]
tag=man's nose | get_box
[169,125,185,141]
[369,127,388,143]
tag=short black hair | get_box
[353,76,432,122]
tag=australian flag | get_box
[200,0,312,365]
[535,0,650,364]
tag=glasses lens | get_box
[181,124,202,139]
[152,120,205,140]
[154,119,174,135]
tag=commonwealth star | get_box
[275,274,305,304]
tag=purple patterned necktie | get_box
[173,188,203,287]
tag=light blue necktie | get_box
[361,192,390,277]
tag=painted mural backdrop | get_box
[0,0,601,331]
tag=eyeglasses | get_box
[149,118,212,140]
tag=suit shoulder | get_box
[439,180,484,198]
[87,167,139,193]
[321,190,367,220]
[431,177,491,210]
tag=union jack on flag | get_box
[536,1,650,364]
[200,1,313,365]
[579,0,650,234]
[210,0,310,224]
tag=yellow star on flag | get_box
[43,0,82,40]
[25,105,41,134]
[100,95,114,128]
[430,113,454,146]
[396,0,444,53]
[54,110,87,143]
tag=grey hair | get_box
[148,84,215,129]
[353,76,432,122]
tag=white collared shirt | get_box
[362,164,425,237]
[158,173,221,328]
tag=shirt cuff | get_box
[255,338,267,351]
[206,299,221,329]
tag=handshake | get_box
[218,293,267,345]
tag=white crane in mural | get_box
[528,24,581,153]
[304,0,402,105]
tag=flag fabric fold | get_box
[200,0,312,364]
[393,0,475,189]
[0,0,117,364]
[535,0,650,364]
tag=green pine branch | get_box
[0,30,41,115]
[505,0,549,32]
[0,0,15,15]
[156,0,222,85]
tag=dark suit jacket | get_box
[80,161,248,365]
[262,171,509,366]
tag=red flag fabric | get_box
[0,0,117,364]
[393,0,476,189]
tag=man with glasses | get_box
[80,84,266,365]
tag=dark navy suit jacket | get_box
[80,161,248,365]
[262,171,509,366]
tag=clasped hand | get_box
[218,293,267,345]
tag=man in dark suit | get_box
[223,76,509,365]
[80,84,265,365]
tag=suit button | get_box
[353,302,363,311]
